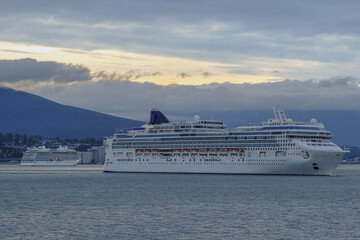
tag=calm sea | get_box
[1,164,360,240]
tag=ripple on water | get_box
[1,164,360,239]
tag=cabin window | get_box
[113,152,124,157]
[275,151,286,157]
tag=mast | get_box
[273,105,287,122]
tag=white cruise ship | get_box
[104,106,348,175]
[20,146,79,166]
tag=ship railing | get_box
[116,128,131,133]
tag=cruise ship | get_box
[20,146,79,166]
[104,106,348,175]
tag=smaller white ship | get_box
[20,146,80,166]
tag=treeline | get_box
[0,133,42,147]
[0,133,42,158]
[0,132,103,159]
[60,137,102,145]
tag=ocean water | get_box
[1,164,360,240]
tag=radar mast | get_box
[273,105,287,122]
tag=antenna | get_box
[273,105,287,122]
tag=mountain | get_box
[0,87,143,138]
[1,87,359,145]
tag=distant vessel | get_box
[20,146,79,166]
[104,106,349,175]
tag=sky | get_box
[0,0,360,121]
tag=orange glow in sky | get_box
[0,41,324,86]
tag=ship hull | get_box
[103,149,346,176]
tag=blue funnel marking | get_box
[149,109,170,124]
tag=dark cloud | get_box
[0,58,91,83]
[151,72,161,76]
[120,70,161,80]
[29,76,360,121]
[2,0,359,68]
[93,70,162,81]
[2,1,359,36]
[318,76,357,88]
[0,59,164,84]
[201,71,214,77]
[177,72,191,78]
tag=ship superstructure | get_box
[20,146,79,166]
[103,107,348,175]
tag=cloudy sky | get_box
[0,0,359,121]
